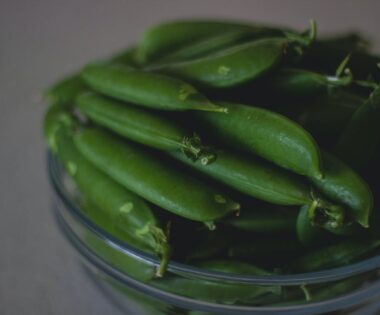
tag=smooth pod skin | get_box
[74,128,240,224]
[137,20,256,63]
[270,67,353,97]
[157,28,283,64]
[151,38,288,88]
[81,205,157,283]
[45,116,170,276]
[44,74,85,106]
[311,151,374,228]
[195,101,323,179]
[287,239,380,272]
[335,86,380,171]
[81,62,226,112]
[224,207,297,233]
[76,92,216,164]
[170,149,312,206]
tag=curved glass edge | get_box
[47,151,380,285]
[54,198,380,315]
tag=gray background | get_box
[1,1,380,314]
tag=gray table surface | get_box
[1,1,380,314]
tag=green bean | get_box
[150,38,288,88]
[287,239,380,272]
[81,62,226,112]
[137,20,257,63]
[195,101,323,179]
[74,128,240,226]
[335,86,380,171]
[311,151,373,228]
[45,111,171,276]
[44,74,85,106]
[76,92,215,164]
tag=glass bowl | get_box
[47,152,380,315]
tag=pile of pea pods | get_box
[44,19,380,304]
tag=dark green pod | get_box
[311,151,374,228]
[137,20,256,63]
[76,92,215,164]
[335,86,380,171]
[287,239,380,272]
[81,62,226,112]
[224,207,297,233]
[270,67,353,98]
[157,28,283,64]
[44,74,85,106]
[195,101,323,179]
[151,38,288,88]
[74,128,240,224]
[44,111,170,277]
[170,149,311,206]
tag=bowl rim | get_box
[48,151,380,286]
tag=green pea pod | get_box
[43,103,73,154]
[171,148,347,228]
[287,239,380,272]
[171,149,312,206]
[197,260,272,275]
[110,47,140,67]
[224,207,297,234]
[269,65,353,98]
[81,62,226,112]
[156,28,283,64]
[137,20,257,63]
[186,230,231,262]
[297,90,363,144]
[150,38,288,88]
[320,33,371,53]
[81,204,157,283]
[74,128,240,225]
[45,110,171,277]
[195,101,323,179]
[311,151,373,228]
[154,260,281,304]
[76,92,216,164]
[228,237,301,262]
[44,74,85,106]
[335,86,380,171]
